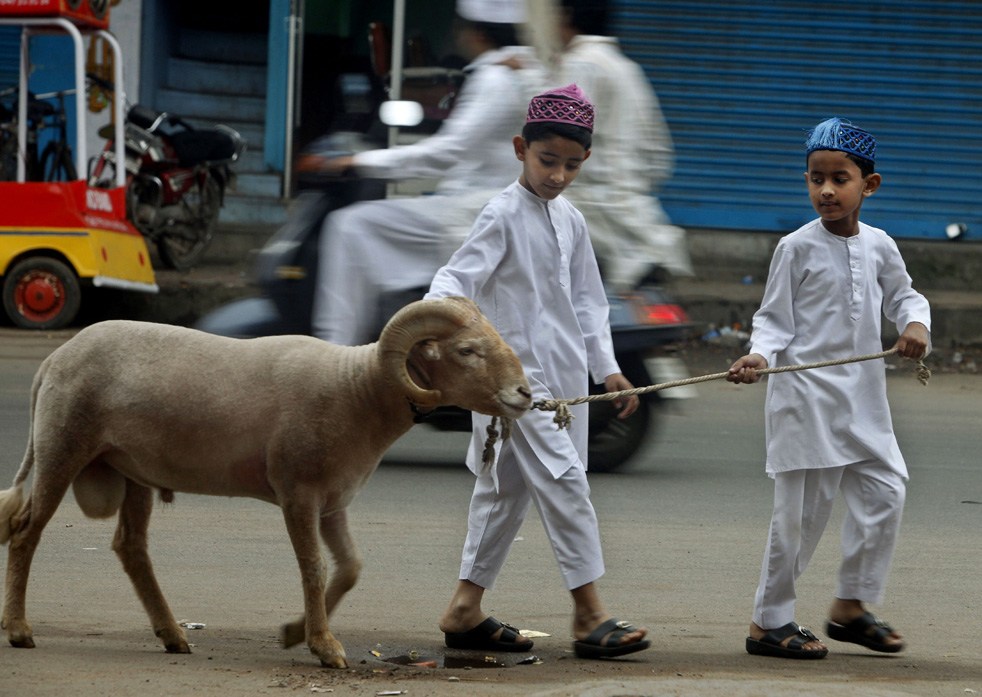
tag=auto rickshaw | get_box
[0,9,157,330]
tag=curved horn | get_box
[377,297,481,406]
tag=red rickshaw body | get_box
[0,180,157,290]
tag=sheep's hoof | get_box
[8,635,36,649]
[314,647,348,669]
[164,640,192,654]
[309,632,348,669]
[318,654,349,669]
[156,627,191,654]
[4,618,35,648]
[280,620,305,649]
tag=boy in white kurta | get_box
[728,118,930,659]
[426,84,650,659]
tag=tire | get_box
[39,142,77,182]
[587,397,654,473]
[157,177,221,271]
[2,257,81,330]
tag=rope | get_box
[481,415,511,472]
[532,347,931,431]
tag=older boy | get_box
[426,84,650,659]
[728,118,930,659]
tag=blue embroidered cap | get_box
[805,117,876,164]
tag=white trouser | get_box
[459,424,605,592]
[312,199,445,345]
[753,460,906,629]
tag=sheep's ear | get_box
[419,340,441,361]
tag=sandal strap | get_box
[763,622,820,649]
[855,612,895,640]
[475,616,523,645]
[496,621,522,644]
[785,625,820,651]
[583,618,638,647]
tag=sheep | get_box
[0,296,531,668]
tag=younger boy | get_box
[425,84,650,659]
[727,118,930,659]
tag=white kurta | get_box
[312,47,544,345]
[749,219,931,478]
[555,35,692,287]
[426,181,621,478]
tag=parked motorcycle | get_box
[88,103,245,271]
[196,159,696,472]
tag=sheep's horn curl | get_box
[378,296,480,407]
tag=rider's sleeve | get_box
[353,64,516,181]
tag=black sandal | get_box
[573,618,650,659]
[444,616,533,652]
[746,622,828,659]
[826,612,904,653]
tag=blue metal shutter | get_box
[613,0,982,241]
[1,26,19,90]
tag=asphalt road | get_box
[0,329,979,696]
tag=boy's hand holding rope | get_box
[480,348,929,469]
[535,347,930,430]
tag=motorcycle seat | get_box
[128,104,164,131]
[169,129,240,167]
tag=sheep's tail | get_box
[0,363,43,544]
[0,442,32,545]
[0,484,26,545]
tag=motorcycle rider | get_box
[299,0,544,346]
[550,0,693,290]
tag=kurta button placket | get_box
[847,237,863,320]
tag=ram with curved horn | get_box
[0,296,531,668]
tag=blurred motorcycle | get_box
[196,131,696,472]
[88,102,245,270]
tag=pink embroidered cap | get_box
[526,83,595,133]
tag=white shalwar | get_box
[426,181,621,590]
[312,46,543,345]
[556,35,692,288]
[748,218,931,628]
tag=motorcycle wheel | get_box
[587,397,654,473]
[2,257,81,330]
[157,177,221,271]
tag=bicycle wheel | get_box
[40,141,77,182]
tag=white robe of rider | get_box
[312,46,544,345]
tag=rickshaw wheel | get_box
[3,257,81,330]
